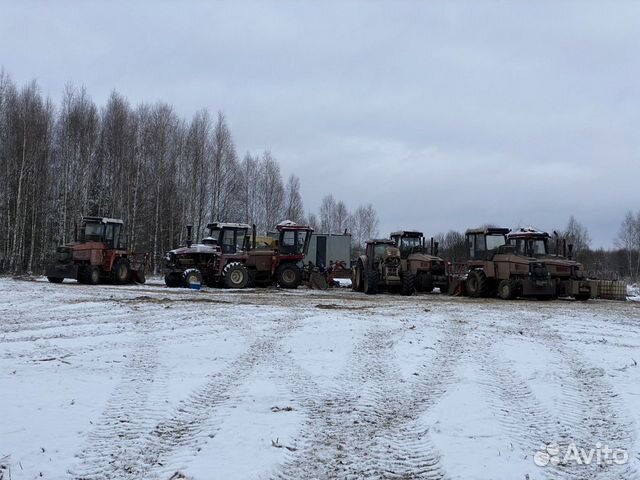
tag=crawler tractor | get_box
[164,221,312,289]
[390,230,449,294]
[46,217,148,285]
[464,227,556,300]
[352,239,415,295]
[507,228,591,300]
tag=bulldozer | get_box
[352,239,415,295]
[507,228,591,300]
[46,216,148,285]
[390,230,449,294]
[163,221,312,289]
[464,227,556,300]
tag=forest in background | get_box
[1,69,639,281]
[0,70,378,274]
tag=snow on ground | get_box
[1,277,639,480]
[628,283,640,302]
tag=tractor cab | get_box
[206,222,251,254]
[390,231,425,258]
[275,222,313,256]
[507,228,549,258]
[79,217,125,250]
[465,227,509,261]
[365,239,399,269]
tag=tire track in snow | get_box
[527,319,639,480]
[269,314,469,479]
[84,311,304,479]
[69,320,168,480]
[473,315,638,480]
[474,333,575,480]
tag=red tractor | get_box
[163,221,313,289]
[46,216,148,285]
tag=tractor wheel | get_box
[401,271,416,296]
[223,262,249,289]
[276,263,302,289]
[86,266,101,285]
[165,272,184,288]
[352,262,364,292]
[364,271,378,295]
[498,279,517,300]
[183,268,203,288]
[47,277,63,284]
[112,258,131,285]
[134,266,146,284]
[439,281,449,295]
[574,293,590,301]
[420,272,434,293]
[466,270,489,298]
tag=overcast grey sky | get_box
[2,1,638,247]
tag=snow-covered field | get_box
[1,277,639,480]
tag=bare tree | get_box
[283,174,305,223]
[562,215,591,257]
[319,195,337,233]
[209,111,240,222]
[616,211,640,280]
[258,151,284,231]
[351,204,379,254]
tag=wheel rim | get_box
[282,269,296,284]
[230,269,243,285]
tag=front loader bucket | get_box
[308,272,329,290]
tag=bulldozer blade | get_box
[308,272,329,290]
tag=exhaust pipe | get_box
[434,241,439,257]
[563,239,567,258]
[430,237,434,255]
[185,225,193,248]
[568,244,574,260]
[252,224,257,250]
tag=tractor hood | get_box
[382,246,401,261]
[408,252,443,263]
[541,255,585,278]
[168,243,220,256]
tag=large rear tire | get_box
[223,262,249,289]
[466,269,489,298]
[47,276,63,284]
[112,258,131,285]
[364,271,378,295]
[401,271,415,296]
[276,263,302,289]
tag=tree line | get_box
[0,70,379,274]
[1,69,636,281]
